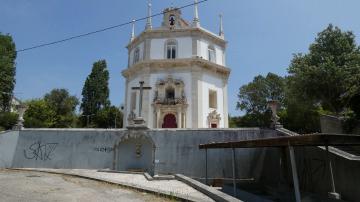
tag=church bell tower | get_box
[122,1,230,129]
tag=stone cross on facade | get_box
[169,15,176,26]
[131,81,151,118]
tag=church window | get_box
[133,48,140,64]
[208,46,216,63]
[166,87,175,99]
[166,40,177,59]
[130,92,137,111]
[209,90,217,109]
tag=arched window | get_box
[133,48,140,64]
[208,45,216,63]
[165,40,177,59]
[166,86,175,99]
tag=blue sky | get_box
[1,0,360,116]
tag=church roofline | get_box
[126,27,227,50]
[121,58,231,79]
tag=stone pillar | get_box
[177,110,182,128]
[182,113,186,128]
[156,109,161,128]
[124,79,129,127]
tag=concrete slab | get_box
[13,168,214,202]
[0,169,172,202]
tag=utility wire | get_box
[16,0,209,53]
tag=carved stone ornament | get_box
[153,75,187,105]
[135,143,142,158]
[207,110,221,127]
[127,110,136,125]
[155,75,184,88]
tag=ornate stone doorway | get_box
[153,75,187,128]
[114,133,155,175]
[207,110,221,128]
[162,113,177,128]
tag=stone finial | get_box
[219,14,224,39]
[130,19,135,42]
[192,0,200,27]
[267,100,282,129]
[145,0,152,30]
[13,103,27,130]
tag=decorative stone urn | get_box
[267,100,282,129]
[13,103,28,130]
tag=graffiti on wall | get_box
[23,141,58,161]
[94,147,113,153]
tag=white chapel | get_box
[122,1,230,128]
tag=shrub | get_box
[0,112,18,130]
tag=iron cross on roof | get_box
[131,81,151,117]
[169,15,176,26]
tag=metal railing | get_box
[153,97,187,105]
[276,127,360,161]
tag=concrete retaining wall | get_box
[294,146,360,201]
[320,115,360,135]
[0,128,277,179]
[2,128,359,200]
[150,129,275,178]
[12,129,122,169]
[0,130,19,168]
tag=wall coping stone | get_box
[17,128,262,132]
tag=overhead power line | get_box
[16,0,209,53]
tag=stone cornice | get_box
[121,58,231,79]
[127,27,227,50]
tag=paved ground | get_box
[0,169,175,202]
[10,168,214,202]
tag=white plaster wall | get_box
[197,39,225,66]
[129,42,144,66]
[215,46,226,66]
[197,40,207,60]
[150,37,192,59]
[200,73,226,128]
[8,129,275,181]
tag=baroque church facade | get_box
[122,1,230,128]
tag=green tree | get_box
[344,52,360,118]
[288,24,360,114]
[94,106,123,128]
[0,33,16,112]
[236,72,285,128]
[229,115,241,128]
[237,73,285,114]
[24,89,79,128]
[24,99,55,128]
[0,112,18,130]
[44,89,79,127]
[279,85,321,133]
[80,60,110,126]
[237,111,272,128]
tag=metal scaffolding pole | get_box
[232,148,237,197]
[288,145,301,202]
[205,148,208,185]
[326,145,341,199]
